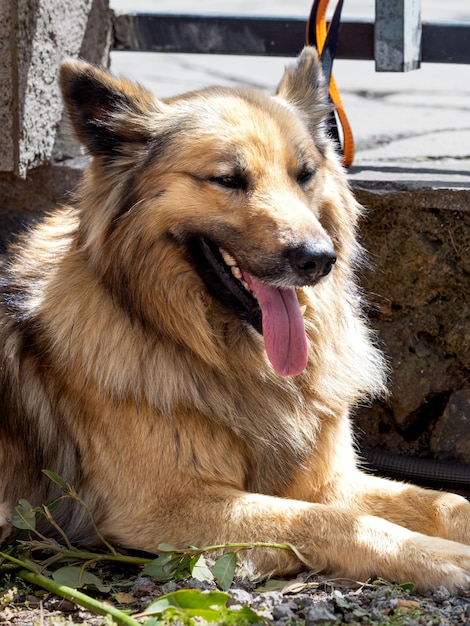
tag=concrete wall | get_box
[0,0,112,178]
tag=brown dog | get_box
[1,47,469,592]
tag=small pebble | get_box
[272,603,295,620]
[182,578,216,590]
[131,576,157,597]
[227,587,254,607]
[251,591,283,610]
[305,602,337,623]
[289,593,313,609]
[433,585,451,604]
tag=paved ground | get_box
[110,1,470,189]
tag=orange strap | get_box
[306,0,355,167]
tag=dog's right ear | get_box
[59,59,164,157]
[275,46,332,135]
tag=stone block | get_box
[0,0,14,172]
[0,0,112,177]
[353,186,470,460]
[430,389,470,463]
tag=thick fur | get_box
[1,48,470,591]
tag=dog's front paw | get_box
[406,533,470,593]
[332,514,470,593]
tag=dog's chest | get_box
[228,392,320,495]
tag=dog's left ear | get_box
[59,59,165,158]
[275,46,332,133]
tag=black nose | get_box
[288,239,337,282]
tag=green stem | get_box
[72,494,117,555]
[0,551,40,572]
[5,541,292,570]
[54,548,154,565]
[17,568,141,626]
[50,542,293,562]
[201,542,294,553]
[20,544,154,566]
[42,503,75,550]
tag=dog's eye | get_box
[297,168,315,186]
[209,175,248,191]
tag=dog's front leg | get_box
[328,470,470,547]
[106,487,470,592]
[281,415,470,549]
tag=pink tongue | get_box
[244,273,308,377]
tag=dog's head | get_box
[60,48,361,377]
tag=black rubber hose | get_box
[360,447,470,496]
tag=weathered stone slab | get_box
[430,389,470,463]
[0,0,112,177]
[353,185,470,459]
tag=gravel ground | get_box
[2,572,470,625]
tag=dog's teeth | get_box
[219,247,251,291]
[220,248,237,267]
[300,305,307,316]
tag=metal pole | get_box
[375,0,422,71]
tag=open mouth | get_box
[189,236,263,334]
[188,236,309,377]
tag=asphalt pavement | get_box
[110,1,470,189]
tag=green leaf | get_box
[398,581,415,592]
[139,619,161,626]
[227,605,265,624]
[189,555,214,582]
[175,554,193,575]
[142,552,193,582]
[333,591,351,609]
[211,552,237,591]
[42,470,72,493]
[255,579,288,592]
[52,566,111,593]
[45,497,63,513]
[145,594,264,626]
[12,499,37,530]
[144,589,231,615]
[142,554,180,582]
